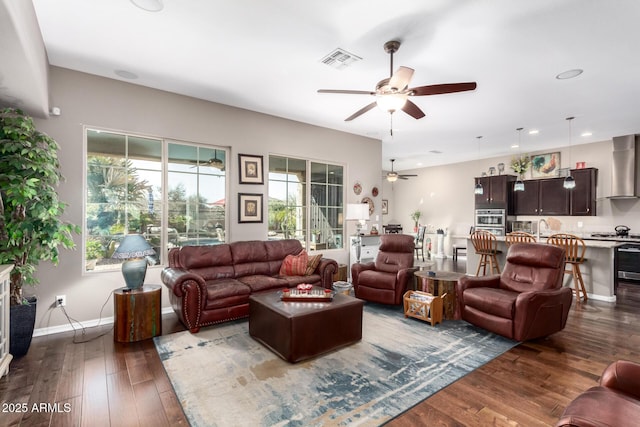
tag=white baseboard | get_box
[33,307,175,337]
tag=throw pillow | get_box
[279,251,309,276]
[305,254,323,275]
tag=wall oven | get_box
[615,244,640,287]
[474,209,507,236]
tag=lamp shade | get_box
[346,203,370,221]
[112,234,156,290]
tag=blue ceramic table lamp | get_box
[111,234,156,289]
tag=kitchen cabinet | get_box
[511,168,598,216]
[513,180,540,215]
[570,168,597,216]
[474,175,516,210]
[539,178,570,215]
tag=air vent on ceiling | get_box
[429,150,443,154]
[320,48,362,70]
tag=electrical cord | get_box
[60,290,114,344]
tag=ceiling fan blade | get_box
[389,66,414,91]
[318,89,376,95]
[409,82,477,96]
[345,102,377,121]
[401,100,426,119]
[399,174,418,178]
[399,176,409,180]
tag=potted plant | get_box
[0,108,80,357]
[510,155,531,179]
[85,238,104,271]
[410,210,422,232]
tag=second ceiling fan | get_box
[318,40,477,122]
[385,159,416,182]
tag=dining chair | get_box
[505,231,537,247]
[470,230,501,276]
[546,233,588,302]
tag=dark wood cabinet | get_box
[513,180,540,215]
[474,175,516,210]
[539,178,570,215]
[570,168,597,216]
[511,168,597,216]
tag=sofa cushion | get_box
[238,275,289,293]
[358,270,398,290]
[463,287,518,319]
[280,251,309,276]
[305,253,323,275]
[177,245,235,281]
[558,386,640,427]
[280,274,321,287]
[204,279,251,309]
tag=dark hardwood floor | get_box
[2,257,639,426]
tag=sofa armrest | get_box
[316,258,338,289]
[600,360,640,399]
[512,287,573,337]
[161,267,206,298]
[351,262,375,286]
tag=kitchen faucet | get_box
[537,218,549,240]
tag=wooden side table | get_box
[333,263,347,282]
[414,271,465,320]
[114,285,162,342]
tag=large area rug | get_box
[154,304,517,426]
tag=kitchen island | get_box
[466,236,618,302]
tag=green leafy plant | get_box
[85,239,104,260]
[510,155,531,176]
[410,210,422,227]
[0,108,80,305]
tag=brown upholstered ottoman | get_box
[249,289,364,363]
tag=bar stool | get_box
[505,231,537,247]
[470,230,501,276]
[546,233,588,302]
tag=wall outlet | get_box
[56,295,66,307]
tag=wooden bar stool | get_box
[505,231,537,247]
[470,230,501,276]
[546,233,588,302]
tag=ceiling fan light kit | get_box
[385,159,417,182]
[318,40,477,122]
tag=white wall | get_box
[386,139,640,254]
[30,66,382,333]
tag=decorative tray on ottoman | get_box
[281,284,333,302]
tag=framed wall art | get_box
[531,152,560,178]
[238,154,264,184]
[381,199,388,215]
[238,193,263,223]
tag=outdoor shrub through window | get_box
[85,129,227,272]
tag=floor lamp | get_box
[346,203,370,263]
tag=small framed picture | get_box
[531,152,561,178]
[239,154,264,184]
[238,193,263,223]
[381,199,389,215]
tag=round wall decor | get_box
[361,197,374,215]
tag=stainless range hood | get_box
[609,135,639,199]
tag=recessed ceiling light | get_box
[581,131,593,137]
[556,69,584,80]
[416,162,423,166]
[511,144,519,149]
[115,70,139,79]
[130,0,164,12]
[528,129,539,135]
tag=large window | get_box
[268,155,344,250]
[85,129,227,272]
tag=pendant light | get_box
[564,117,576,189]
[514,127,525,192]
[474,136,484,195]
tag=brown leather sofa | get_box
[556,360,640,427]
[456,242,572,341]
[161,239,337,332]
[351,234,416,305]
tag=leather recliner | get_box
[556,360,640,427]
[351,234,416,305]
[456,242,572,341]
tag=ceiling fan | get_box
[385,159,417,182]
[318,40,477,122]
[191,149,225,171]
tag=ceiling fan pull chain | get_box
[390,114,393,136]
